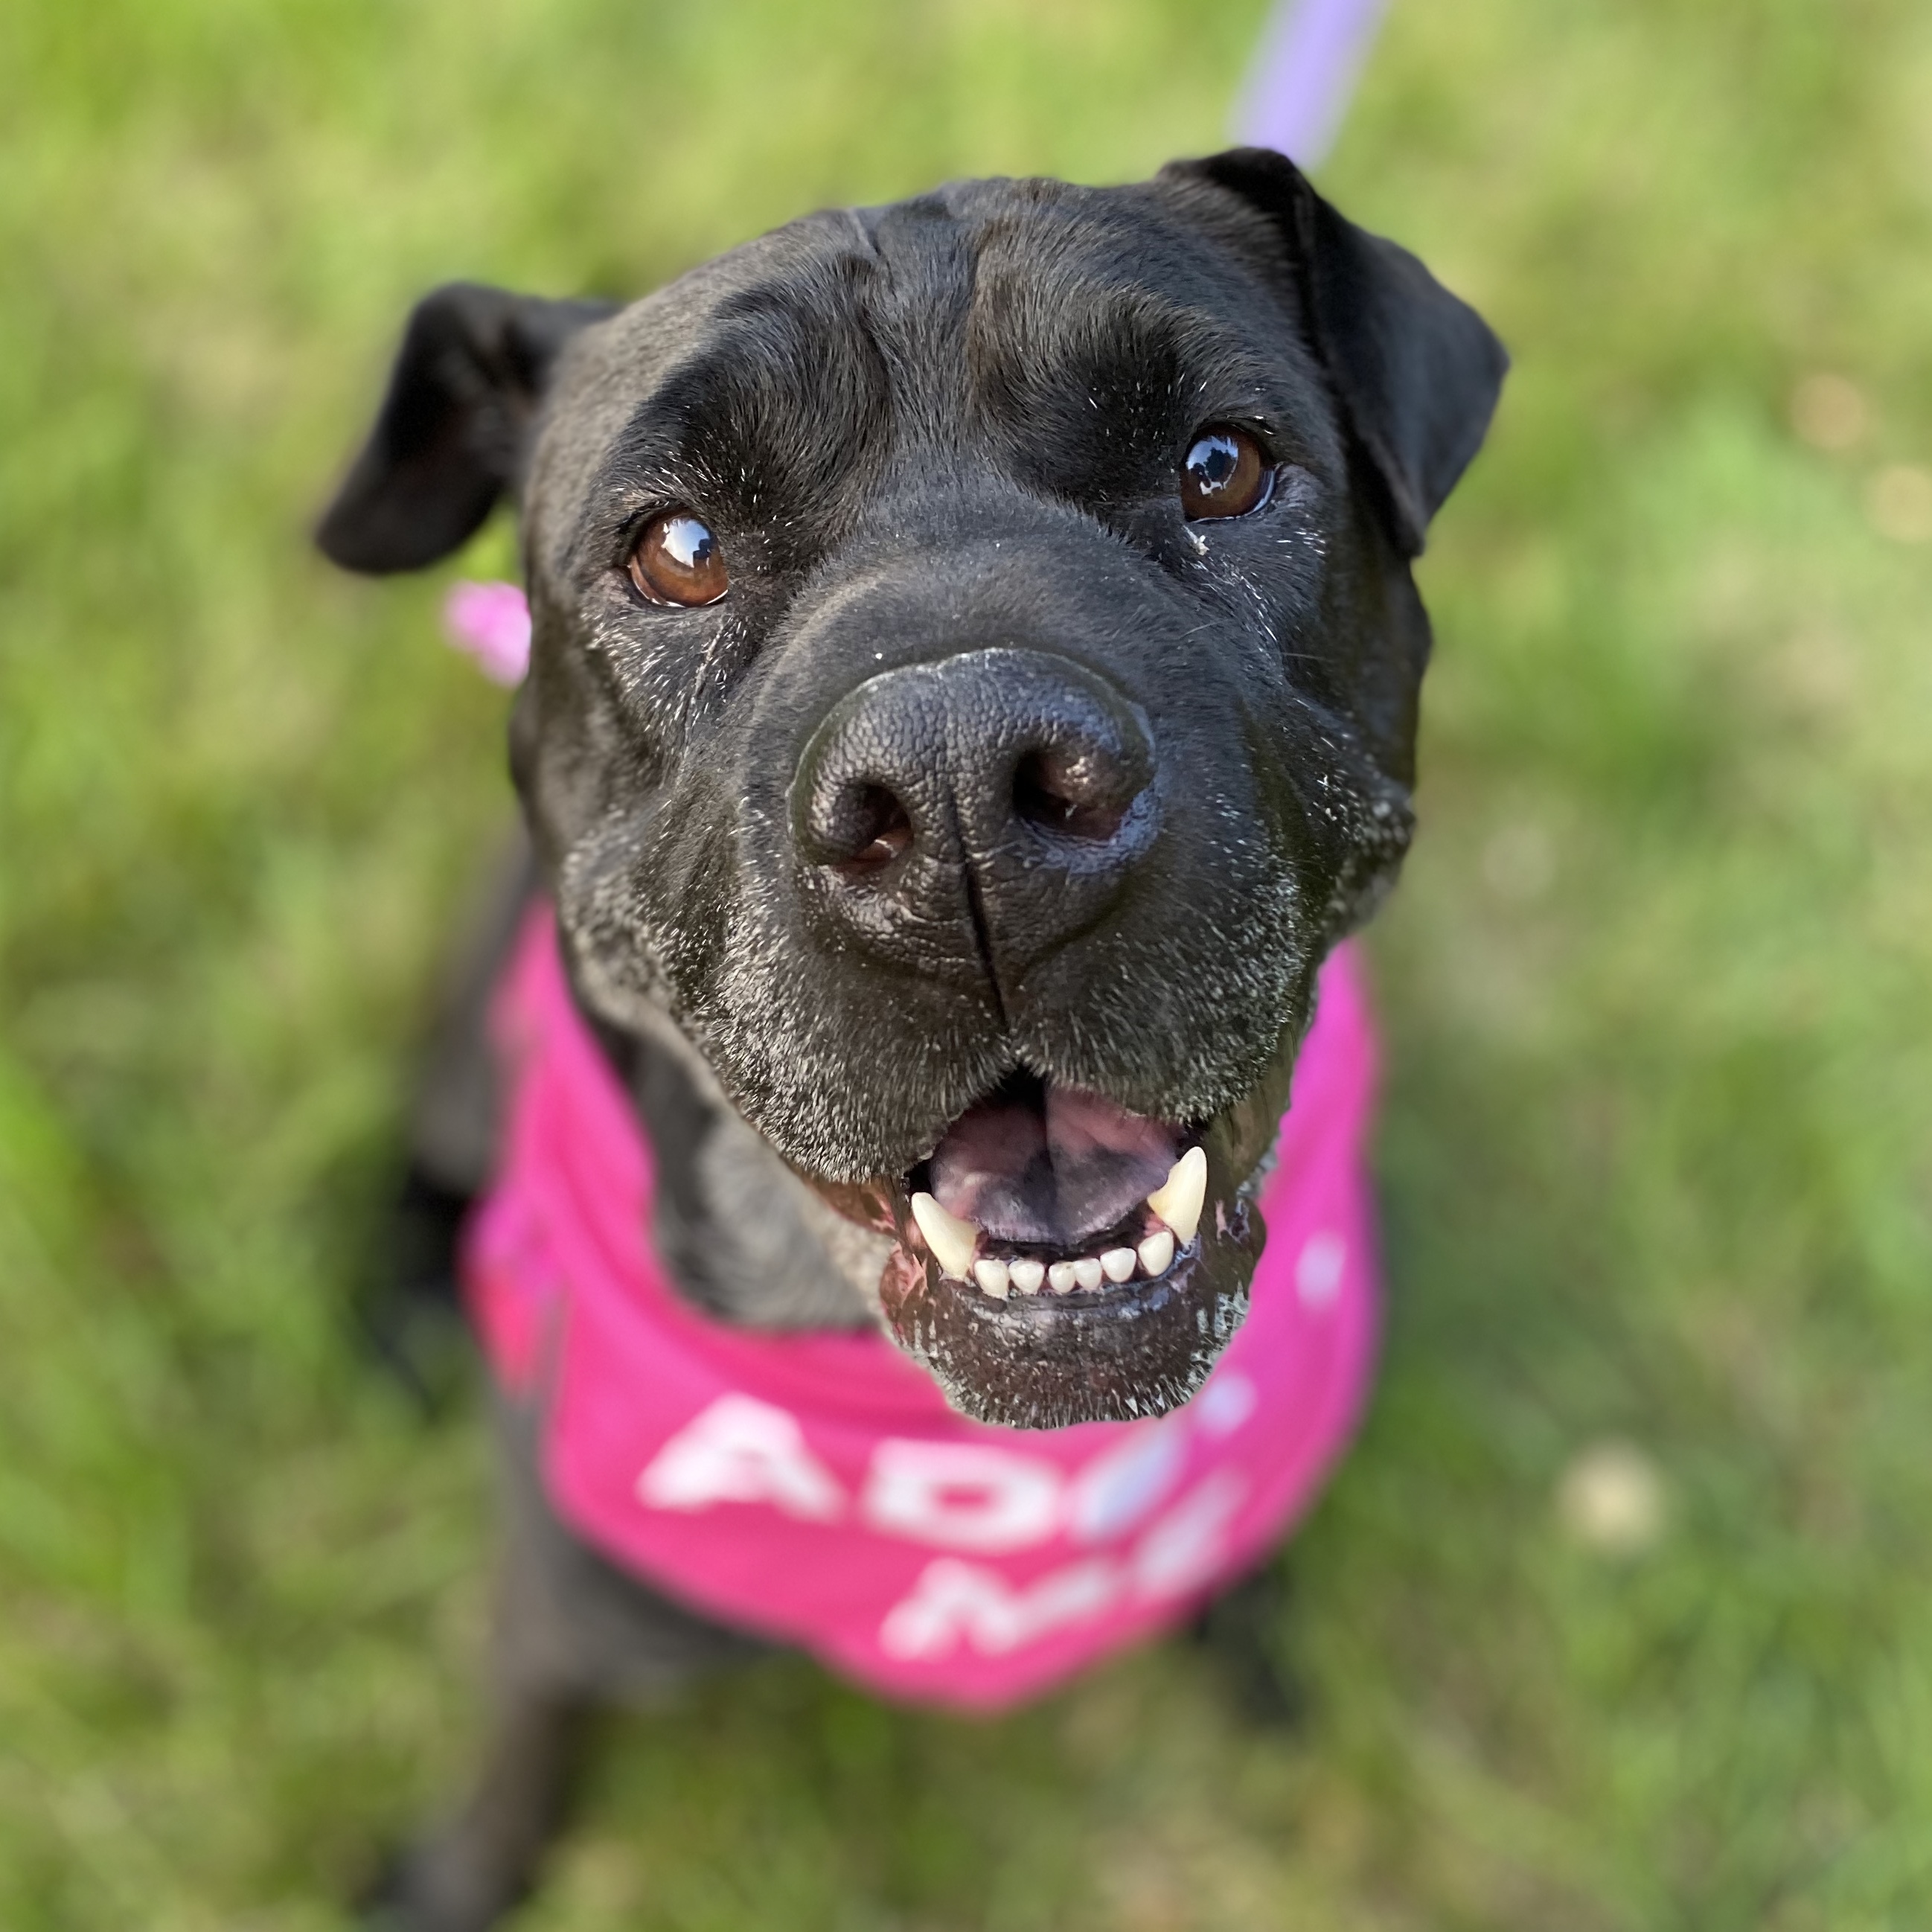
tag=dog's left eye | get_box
[626,509,729,607]
[1180,427,1271,520]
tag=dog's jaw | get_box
[874,1165,1266,1430]
[560,876,1310,1427]
[788,1002,1310,1429]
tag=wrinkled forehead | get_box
[526,177,1320,554]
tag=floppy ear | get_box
[1166,147,1507,556]
[316,282,618,574]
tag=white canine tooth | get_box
[1008,1258,1046,1294]
[1145,1145,1207,1247]
[1072,1256,1104,1291]
[1137,1229,1176,1278]
[1100,1247,1137,1283]
[1048,1261,1079,1293]
[910,1191,979,1280]
[973,1258,1011,1299]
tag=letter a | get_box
[636,1393,845,1522]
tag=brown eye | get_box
[1180,427,1270,520]
[626,509,728,606]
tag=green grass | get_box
[4,0,1931,1925]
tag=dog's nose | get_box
[792,647,1159,982]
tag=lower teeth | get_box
[959,1231,1182,1299]
[910,1148,1203,1299]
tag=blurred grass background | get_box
[4,0,1931,1925]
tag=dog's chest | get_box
[464,903,1383,1709]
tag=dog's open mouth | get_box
[871,1077,1267,1430]
[910,1078,1201,1298]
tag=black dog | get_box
[319,148,1503,1931]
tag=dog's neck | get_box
[600,1012,888,1331]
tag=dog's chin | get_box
[807,1080,1285,1431]
[876,1186,1265,1430]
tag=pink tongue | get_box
[927,1084,1179,1246]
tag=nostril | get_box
[834,782,913,874]
[1013,749,1129,842]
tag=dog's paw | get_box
[356,1837,529,1932]
[1189,1561,1308,1733]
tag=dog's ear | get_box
[316,283,618,574]
[1165,148,1507,556]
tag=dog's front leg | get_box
[362,1402,762,1928]
[1191,1557,1307,1730]
[362,1677,589,1932]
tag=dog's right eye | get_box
[625,510,729,607]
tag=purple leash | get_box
[1233,0,1387,166]
[440,1,1386,683]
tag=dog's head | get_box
[319,150,1504,1430]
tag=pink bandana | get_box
[463,908,1380,1710]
